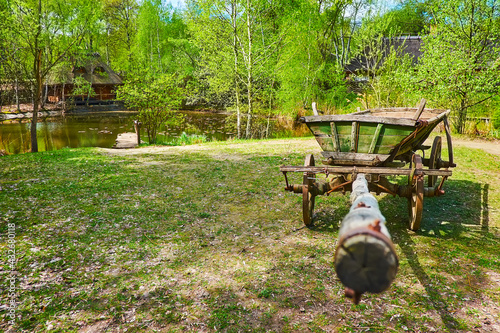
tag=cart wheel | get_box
[428,136,442,187]
[303,154,316,227]
[408,154,424,231]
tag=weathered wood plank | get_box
[330,122,340,152]
[113,132,140,149]
[279,165,453,177]
[314,136,334,152]
[350,122,358,152]
[413,98,427,120]
[369,123,384,154]
[302,107,451,158]
[301,114,417,127]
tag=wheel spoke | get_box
[302,154,316,227]
[428,136,442,187]
[408,154,424,231]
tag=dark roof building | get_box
[345,36,423,75]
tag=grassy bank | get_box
[1,138,499,332]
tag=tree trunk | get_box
[31,48,42,153]
[62,82,66,111]
[232,1,241,139]
[156,19,162,73]
[15,78,20,111]
[245,0,252,139]
[31,0,43,153]
[334,174,398,304]
[42,78,48,108]
[456,97,468,134]
[106,25,111,66]
[150,31,154,71]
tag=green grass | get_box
[0,137,499,332]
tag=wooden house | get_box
[45,55,123,106]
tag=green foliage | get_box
[4,0,500,140]
[102,0,139,75]
[493,108,500,130]
[275,0,373,113]
[71,76,95,106]
[135,0,196,76]
[172,132,207,145]
[415,0,500,134]
[364,48,418,108]
[116,72,185,143]
[385,0,430,35]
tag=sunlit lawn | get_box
[1,137,499,332]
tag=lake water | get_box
[0,111,310,154]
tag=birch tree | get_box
[136,0,167,73]
[276,0,366,112]
[103,0,138,75]
[188,0,284,138]
[187,0,244,137]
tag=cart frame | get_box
[280,102,456,231]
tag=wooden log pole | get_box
[334,174,399,304]
[134,120,142,146]
[312,102,319,116]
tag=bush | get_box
[493,108,500,130]
[116,72,185,144]
[175,132,207,145]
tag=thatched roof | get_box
[345,36,423,74]
[72,61,123,85]
[46,54,123,86]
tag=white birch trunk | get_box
[245,0,252,139]
[334,174,398,304]
[156,19,162,73]
[232,1,241,139]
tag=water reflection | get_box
[0,111,310,154]
[0,113,134,154]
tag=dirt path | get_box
[452,137,500,156]
[113,132,139,149]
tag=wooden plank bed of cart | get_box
[280,99,456,231]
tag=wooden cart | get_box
[280,100,456,231]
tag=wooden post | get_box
[334,174,398,304]
[134,120,142,146]
[312,102,319,116]
[413,98,427,120]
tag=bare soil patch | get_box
[452,137,500,156]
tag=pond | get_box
[0,111,310,154]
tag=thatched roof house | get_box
[46,54,123,105]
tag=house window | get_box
[94,66,106,75]
[74,66,87,74]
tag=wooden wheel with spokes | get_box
[302,154,316,227]
[428,136,442,187]
[408,154,424,231]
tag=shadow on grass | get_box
[394,227,462,330]
[307,194,350,233]
[293,177,493,331]
[377,179,493,331]
[419,180,489,235]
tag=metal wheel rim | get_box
[303,154,316,227]
[428,136,442,187]
[408,154,424,231]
